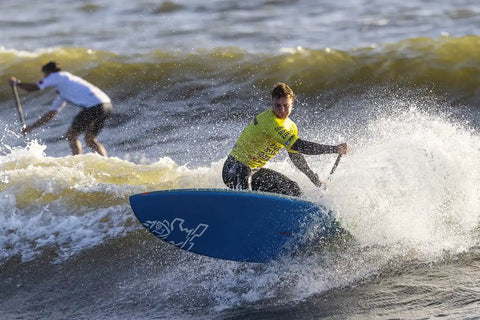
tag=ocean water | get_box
[1,0,480,319]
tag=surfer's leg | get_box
[85,132,107,157]
[222,156,251,190]
[84,103,111,156]
[69,109,92,155]
[66,127,82,155]
[68,103,109,156]
[251,168,301,197]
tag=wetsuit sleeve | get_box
[288,152,321,185]
[290,138,338,155]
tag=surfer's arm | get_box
[22,111,57,134]
[8,77,40,91]
[291,139,349,155]
[288,152,323,188]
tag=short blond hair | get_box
[271,82,295,100]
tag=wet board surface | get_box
[129,188,336,263]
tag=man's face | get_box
[272,96,293,119]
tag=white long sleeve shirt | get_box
[37,71,111,111]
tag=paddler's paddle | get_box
[320,154,342,190]
[329,154,342,177]
[10,82,26,131]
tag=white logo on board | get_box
[143,218,208,250]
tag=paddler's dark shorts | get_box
[71,102,112,136]
[222,155,301,197]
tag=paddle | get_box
[10,82,26,131]
[320,154,342,190]
[329,154,342,176]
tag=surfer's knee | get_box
[222,156,250,190]
[84,133,97,147]
[66,128,79,142]
[285,181,301,197]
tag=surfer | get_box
[223,82,349,197]
[7,61,112,156]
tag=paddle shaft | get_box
[329,154,342,176]
[11,83,26,129]
[322,154,342,189]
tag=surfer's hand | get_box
[8,76,18,86]
[21,126,32,135]
[337,143,349,155]
[310,173,326,190]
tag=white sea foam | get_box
[327,108,480,258]
[0,141,226,263]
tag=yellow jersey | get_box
[229,108,299,168]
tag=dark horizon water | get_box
[2,0,480,319]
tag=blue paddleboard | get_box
[129,188,336,263]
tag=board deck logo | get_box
[143,218,208,250]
